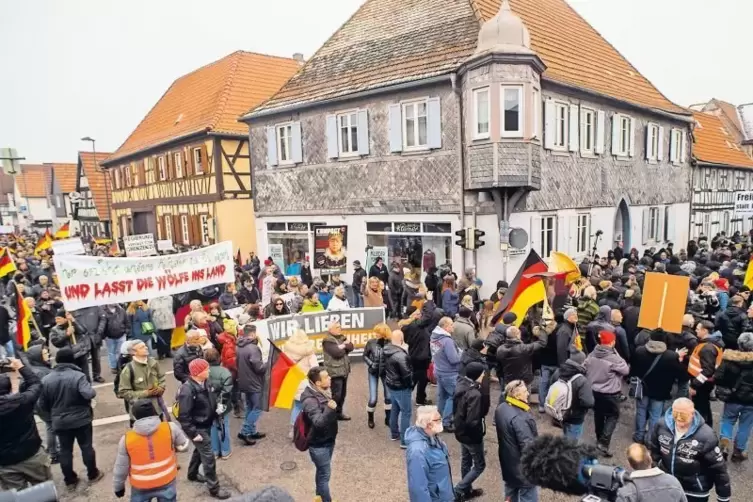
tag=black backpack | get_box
[293,397,315,452]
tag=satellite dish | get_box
[509,228,528,249]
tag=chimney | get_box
[292,53,305,64]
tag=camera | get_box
[581,464,630,502]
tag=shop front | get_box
[265,221,325,276]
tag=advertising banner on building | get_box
[250,307,385,357]
[56,241,235,310]
[123,233,158,257]
[734,191,753,215]
[313,225,347,275]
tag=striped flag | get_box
[0,247,16,279]
[745,258,753,290]
[53,221,70,239]
[16,287,32,350]
[491,249,548,326]
[262,342,306,411]
[34,230,52,256]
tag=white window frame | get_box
[617,115,633,157]
[200,214,210,246]
[276,123,294,164]
[670,129,682,164]
[158,156,167,181]
[174,152,183,178]
[113,169,121,190]
[472,87,490,140]
[500,85,524,138]
[124,165,132,187]
[402,99,429,150]
[647,123,660,161]
[192,148,204,175]
[580,108,595,154]
[532,88,540,140]
[336,111,359,156]
[648,207,659,240]
[540,215,556,258]
[180,214,190,245]
[553,102,568,150]
[576,213,590,254]
[164,214,173,242]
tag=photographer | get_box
[615,443,685,502]
[0,357,52,491]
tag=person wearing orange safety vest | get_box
[112,399,188,501]
[688,320,724,428]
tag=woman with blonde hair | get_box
[363,322,392,429]
[127,300,155,356]
[283,329,319,439]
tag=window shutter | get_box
[611,114,621,156]
[173,215,182,244]
[568,104,579,152]
[666,206,675,243]
[642,208,650,244]
[191,215,201,246]
[628,117,636,157]
[266,126,278,167]
[389,104,403,153]
[138,161,146,185]
[357,109,370,155]
[680,132,687,163]
[657,127,664,161]
[291,122,303,164]
[159,216,166,241]
[167,155,175,180]
[567,215,578,256]
[326,115,338,159]
[645,126,651,160]
[185,147,194,177]
[656,207,664,242]
[427,97,442,149]
[544,99,555,150]
[200,144,209,174]
[530,216,542,256]
[595,110,606,154]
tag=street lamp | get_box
[81,136,113,238]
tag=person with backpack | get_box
[630,330,688,444]
[452,362,489,501]
[689,320,724,427]
[714,331,753,461]
[205,348,234,460]
[117,340,167,423]
[299,366,339,502]
[546,351,593,441]
[102,303,129,374]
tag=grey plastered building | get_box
[241,0,693,293]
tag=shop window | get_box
[423,222,452,234]
[366,234,451,275]
[267,222,286,231]
[268,232,310,276]
[366,222,393,232]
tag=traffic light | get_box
[455,228,467,248]
[473,228,486,249]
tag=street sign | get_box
[509,228,528,249]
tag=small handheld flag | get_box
[53,222,70,240]
[262,343,307,411]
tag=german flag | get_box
[491,249,548,326]
[16,286,32,350]
[745,258,753,290]
[34,230,52,256]
[0,247,16,278]
[53,221,70,239]
[235,248,242,266]
[262,342,306,411]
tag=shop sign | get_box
[288,222,309,232]
[394,222,420,233]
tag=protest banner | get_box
[313,225,347,275]
[55,241,235,310]
[269,243,285,271]
[123,233,158,257]
[734,191,753,215]
[157,239,174,252]
[51,237,85,256]
[638,272,689,334]
[251,307,385,358]
[366,246,388,271]
[280,291,297,312]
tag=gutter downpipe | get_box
[452,72,465,272]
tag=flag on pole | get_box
[491,249,548,326]
[235,248,242,266]
[0,248,16,279]
[549,251,581,285]
[262,342,307,411]
[34,230,52,256]
[53,221,70,239]
[745,259,753,290]
[16,288,32,351]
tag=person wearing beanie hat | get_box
[49,308,92,381]
[584,327,629,457]
[460,338,488,378]
[452,360,490,500]
[549,349,593,442]
[453,306,477,352]
[112,399,189,499]
[39,344,103,489]
[176,357,230,499]
[484,312,517,380]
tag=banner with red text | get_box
[55,241,235,310]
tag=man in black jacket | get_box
[172,329,204,384]
[460,338,488,377]
[27,345,56,463]
[714,331,753,461]
[0,357,51,490]
[102,303,129,375]
[351,260,367,308]
[384,329,413,447]
[301,366,339,502]
[453,362,489,501]
[72,306,107,383]
[716,294,747,350]
[176,358,230,500]
[38,348,102,491]
[485,312,516,380]
[49,309,92,382]
[237,324,266,444]
[555,308,579,366]
[497,325,547,388]
[402,305,432,405]
[621,290,641,353]
[631,330,688,444]
[651,397,731,502]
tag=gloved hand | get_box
[115,489,125,498]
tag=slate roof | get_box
[16,165,51,198]
[108,51,300,163]
[79,151,112,220]
[250,0,685,116]
[692,112,753,169]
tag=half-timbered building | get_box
[101,51,300,254]
[73,151,112,237]
[48,162,78,233]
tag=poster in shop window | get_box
[313,225,348,275]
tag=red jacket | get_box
[217,332,238,377]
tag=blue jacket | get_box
[129,308,154,342]
[405,426,454,502]
[430,327,461,376]
[441,290,459,317]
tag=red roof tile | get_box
[693,112,753,169]
[47,163,78,193]
[79,152,112,221]
[16,165,51,198]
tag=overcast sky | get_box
[0,0,750,163]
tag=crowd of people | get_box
[2,229,753,502]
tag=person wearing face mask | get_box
[651,398,730,502]
[405,405,453,502]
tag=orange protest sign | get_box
[637,272,690,334]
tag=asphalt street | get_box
[37,353,753,502]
